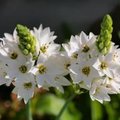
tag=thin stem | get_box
[55,94,76,120]
[26,100,33,120]
[91,100,103,120]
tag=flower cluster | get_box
[0,15,120,104]
[0,24,71,103]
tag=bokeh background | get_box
[0,0,120,120]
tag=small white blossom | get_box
[53,75,71,93]
[93,54,117,78]
[0,64,11,86]
[0,40,34,80]
[78,32,99,61]
[69,58,99,88]
[104,70,120,94]
[12,73,36,104]
[109,42,120,65]
[62,35,80,62]
[0,33,34,86]
[62,31,99,63]
[33,25,60,58]
[90,79,110,103]
[31,54,71,92]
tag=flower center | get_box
[10,52,18,59]
[40,45,48,53]
[113,52,119,61]
[82,45,90,53]
[23,82,32,89]
[100,62,107,69]
[38,64,47,74]
[64,63,70,70]
[82,66,90,76]
[55,76,59,81]
[108,77,112,80]
[71,53,78,59]
[19,65,27,73]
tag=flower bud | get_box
[96,14,113,55]
[16,24,36,56]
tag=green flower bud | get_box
[23,49,29,55]
[30,46,35,53]
[16,24,36,56]
[96,14,113,55]
[98,41,104,50]
[18,44,25,50]
[101,47,107,55]
[26,44,31,49]
[72,84,81,94]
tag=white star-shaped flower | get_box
[93,54,117,78]
[69,58,99,88]
[104,70,120,94]
[109,42,120,65]
[0,63,11,86]
[62,31,99,64]
[90,79,110,103]
[0,32,34,82]
[53,75,71,93]
[62,35,80,62]
[33,25,60,58]
[31,55,71,92]
[12,73,36,104]
[78,32,99,61]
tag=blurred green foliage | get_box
[1,92,120,120]
[32,93,81,120]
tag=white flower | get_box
[2,24,120,105]
[104,70,120,94]
[0,32,34,81]
[33,25,60,57]
[78,32,99,61]
[31,54,71,91]
[90,79,110,103]
[109,42,120,65]
[69,58,99,88]
[62,32,99,63]
[53,54,71,76]
[62,35,80,61]
[12,73,36,104]
[0,64,11,86]
[4,30,18,43]
[53,75,71,93]
[93,54,117,78]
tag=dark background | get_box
[0,0,120,43]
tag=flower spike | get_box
[96,14,113,55]
[16,24,36,56]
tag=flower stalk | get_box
[55,94,76,120]
[26,100,33,120]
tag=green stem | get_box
[91,100,103,120]
[26,100,33,120]
[55,94,76,120]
